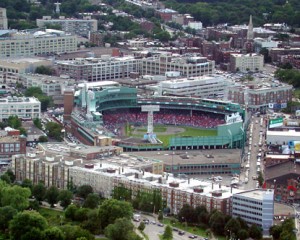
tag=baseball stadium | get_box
[68,82,246,152]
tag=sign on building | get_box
[269,118,283,128]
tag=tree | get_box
[1,185,31,211]
[44,227,65,240]
[270,225,282,240]
[38,135,48,142]
[33,118,43,129]
[83,193,100,209]
[21,179,33,191]
[65,204,78,221]
[224,218,241,237]
[195,205,209,224]
[0,173,11,184]
[58,189,73,209]
[81,209,102,234]
[238,229,249,240]
[76,185,93,199]
[257,171,264,187]
[5,169,16,182]
[25,87,43,97]
[249,224,262,240]
[104,217,142,240]
[35,65,55,75]
[45,122,63,141]
[178,204,197,223]
[0,206,18,231]
[162,225,173,240]
[7,115,22,129]
[75,208,89,222]
[9,210,48,240]
[99,199,133,229]
[32,182,47,203]
[138,222,145,231]
[45,185,60,207]
[209,211,225,235]
[60,225,94,240]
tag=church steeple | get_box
[247,15,254,41]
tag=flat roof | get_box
[235,189,274,201]
[77,81,119,88]
[267,130,300,137]
[132,149,241,165]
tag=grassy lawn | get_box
[130,125,217,147]
[39,207,65,226]
[136,126,167,133]
[162,218,226,240]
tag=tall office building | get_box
[232,189,274,235]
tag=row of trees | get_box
[113,185,163,214]
[177,204,262,240]
[163,0,300,27]
[275,68,300,88]
[0,115,27,136]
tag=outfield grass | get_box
[136,126,167,133]
[130,125,217,147]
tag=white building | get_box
[21,74,76,105]
[230,53,264,72]
[188,21,203,30]
[158,75,228,99]
[0,57,52,84]
[0,29,77,58]
[254,38,279,52]
[0,8,8,30]
[36,16,98,38]
[56,56,141,81]
[141,54,215,77]
[232,189,274,235]
[0,96,41,120]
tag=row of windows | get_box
[233,197,262,205]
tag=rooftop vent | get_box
[169,182,179,188]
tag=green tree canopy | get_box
[83,193,100,209]
[45,122,63,141]
[45,185,60,207]
[162,225,173,240]
[1,185,31,211]
[32,182,47,203]
[98,199,133,229]
[7,115,22,129]
[58,189,73,209]
[0,206,18,231]
[9,210,48,240]
[60,225,94,240]
[76,185,93,199]
[104,217,142,240]
[43,227,65,240]
[249,224,263,240]
[209,211,225,235]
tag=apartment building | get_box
[141,55,215,77]
[0,8,8,30]
[0,29,77,58]
[227,82,292,112]
[269,48,300,62]
[56,56,141,81]
[36,16,98,38]
[0,96,41,120]
[158,75,229,99]
[0,128,26,165]
[230,53,264,72]
[12,142,123,188]
[232,189,274,235]
[0,57,52,84]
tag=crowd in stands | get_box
[103,109,225,134]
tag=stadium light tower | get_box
[54,2,61,14]
[141,105,160,143]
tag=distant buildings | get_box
[227,82,292,112]
[0,29,77,58]
[0,96,41,121]
[56,54,215,81]
[230,53,264,72]
[232,189,274,235]
[36,16,98,38]
[141,54,215,77]
[158,75,229,99]
[0,8,8,30]
[21,74,76,105]
[0,128,26,166]
[269,48,300,62]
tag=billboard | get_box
[269,117,283,128]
